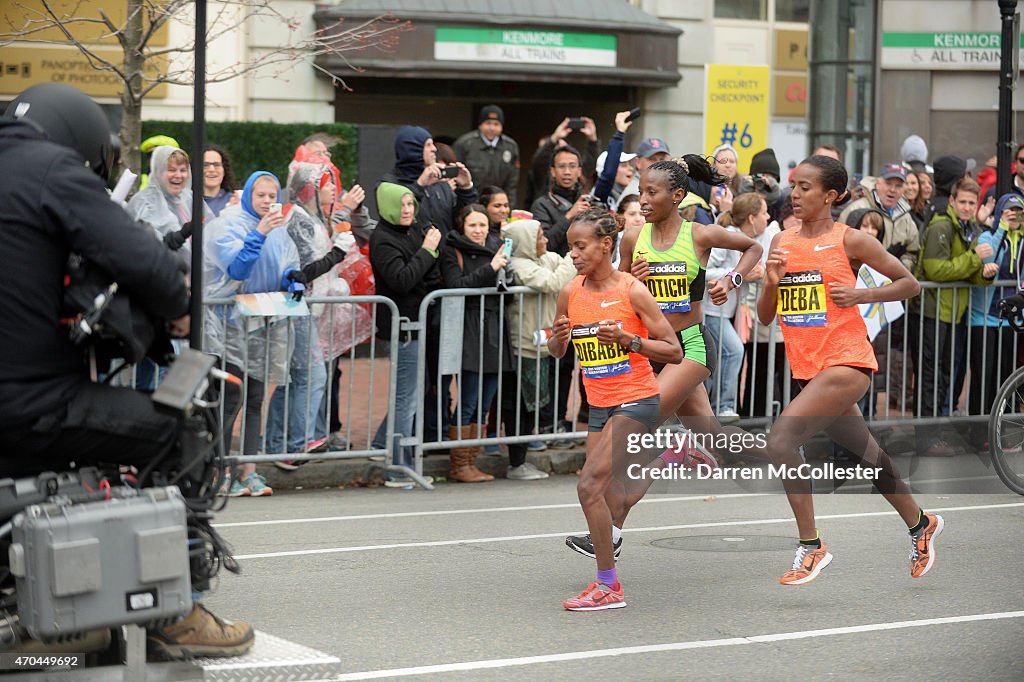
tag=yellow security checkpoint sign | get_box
[703,64,770,174]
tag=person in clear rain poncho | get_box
[126,145,200,261]
[124,145,198,390]
[264,162,354,464]
[203,171,300,497]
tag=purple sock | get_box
[596,568,617,587]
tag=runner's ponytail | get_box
[648,155,728,195]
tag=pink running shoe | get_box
[659,439,719,471]
[563,581,625,611]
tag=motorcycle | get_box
[0,349,239,666]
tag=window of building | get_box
[714,0,766,21]
[775,0,810,23]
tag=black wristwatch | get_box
[628,335,643,353]
[726,271,743,289]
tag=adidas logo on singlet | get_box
[781,271,823,285]
[650,263,687,274]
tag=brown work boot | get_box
[461,424,494,481]
[147,603,254,660]
[448,425,492,482]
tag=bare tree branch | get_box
[137,0,187,51]
[0,5,113,46]
[1,1,413,173]
[95,8,120,36]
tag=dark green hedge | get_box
[140,120,358,189]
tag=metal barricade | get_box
[722,280,786,426]
[414,279,1024,465]
[868,279,1021,428]
[412,286,588,470]
[203,294,431,487]
[725,279,1022,439]
[196,276,1023,487]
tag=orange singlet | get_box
[567,273,660,408]
[775,222,877,380]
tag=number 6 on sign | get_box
[739,123,753,148]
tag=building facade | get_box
[2,1,1019,188]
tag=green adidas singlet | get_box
[632,221,706,314]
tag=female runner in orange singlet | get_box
[758,155,943,585]
[549,209,682,611]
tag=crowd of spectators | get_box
[125,109,1023,491]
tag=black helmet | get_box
[5,83,116,181]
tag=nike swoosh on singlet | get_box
[813,244,837,251]
[600,300,621,308]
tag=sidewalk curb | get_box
[252,421,972,491]
[258,447,587,490]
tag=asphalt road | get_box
[204,476,1024,681]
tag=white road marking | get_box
[216,474,1011,529]
[333,610,1024,680]
[213,493,770,528]
[232,501,1024,560]
[840,474,1004,490]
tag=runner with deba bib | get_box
[758,155,944,585]
[548,209,682,611]
[565,155,764,561]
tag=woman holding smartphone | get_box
[204,171,299,497]
[440,204,512,482]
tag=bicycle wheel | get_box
[990,365,1024,496]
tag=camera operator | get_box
[0,84,253,659]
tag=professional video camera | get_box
[0,350,237,654]
[60,251,178,376]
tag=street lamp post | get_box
[189,0,207,350]
[997,0,1018,199]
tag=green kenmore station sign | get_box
[882,32,1024,70]
[434,27,617,67]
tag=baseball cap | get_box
[1002,194,1024,211]
[635,138,670,158]
[596,150,637,168]
[878,163,907,182]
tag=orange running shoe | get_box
[563,581,626,611]
[909,513,944,578]
[779,543,833,585]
